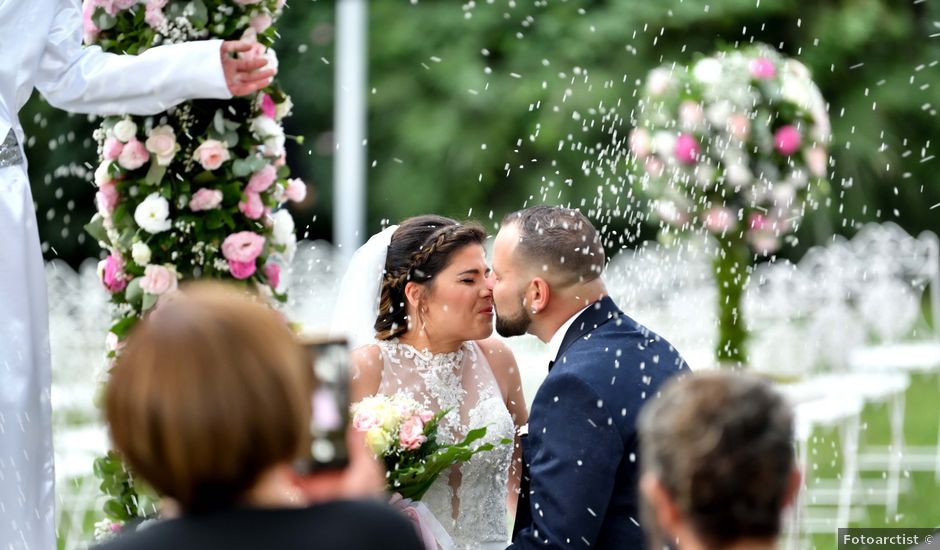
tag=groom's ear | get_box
[528,278,551,314]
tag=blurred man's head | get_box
[637,373,800,550]
[488,205,606,341]
[106,283,311,514]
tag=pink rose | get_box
[398,417,427,451]
[100,252,128,293]
[773,125,802,156]
[103,137,124,161]
[644,156,664,177]
[95,180,120,218]
[259,93,277,119]
[193,140,231,171]
[144,7,165,28]
[628,128,651,158]
[239,191,265,219]
[247,165,277,193]
[250,13,273,34]
[285,178,307,202]
[118,139,149,171]
[418,410,434,424]
[222,231,265,263]
[805,146,828,177]
[274,151,287,167]
[749,231,781,255]
[228,260,257,280]
[114,0,137,10]
[189,188,224,211]
[750,57,777,80]
[263,262,281,289]
[82,1,100,44]
[674,133,699,164]
[748,212,768,231]
[139,264,178,295]
[352,409,382,432]
[703,207,737,234]
[727,113,750,141]
[679,100,704,127]
[145,125,177,166]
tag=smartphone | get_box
[297,335,350,473]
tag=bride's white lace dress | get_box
[373,339,514,550]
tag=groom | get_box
[489,205,689,549]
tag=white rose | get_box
[275,95,293,121]
[271,209,295,245]
[645,68,672,96]
[94,161,113,188]
[725,163,753,186]
[263,47,279,72]
[134,193,172,234]
[145,125,178,166]
[250,116,283,138]
[264,134,286,157]
[781,75,811,109]
[113,118,138,143]
[132,241,152,266]
[651,131,676,156]
[692,57,723,84]
[705,101,733,128]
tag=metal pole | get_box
[333,0,367,259]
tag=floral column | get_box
[82,0,306,531]
[630,43,831,368]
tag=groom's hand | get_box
[220,41,276,97]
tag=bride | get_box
[333,215,527,549]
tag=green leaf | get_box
[232,159,254,178]
[190,0,209,28]
[193,171,216,185]
[213,109,226,136]
[206,210,224,230]
[125,277,143,308]
[142,292,157,312]
[144,162,167,186]
[109,316,138,339]
[93,8,117,31]
[84,214,109,245]
[224,130,239,148]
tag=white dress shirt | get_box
[546,305,591,362]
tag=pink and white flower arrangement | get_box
[83,0,298,527]
[351,394,506,501]
[631,43,830,254]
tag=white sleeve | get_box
[33,0,233,116]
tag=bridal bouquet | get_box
[352,394,507,501]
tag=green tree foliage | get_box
[21,0,940,266]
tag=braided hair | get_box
[374,215,487,340]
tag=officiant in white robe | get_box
[0,1,273,548]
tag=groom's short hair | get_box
[502,205,605,286]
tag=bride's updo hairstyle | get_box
[375,215,487,340]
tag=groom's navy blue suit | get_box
[509,296,689,549]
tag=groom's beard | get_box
[495,299,531,337]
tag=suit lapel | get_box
[553,296,623,362]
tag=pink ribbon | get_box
[389,492,447,550]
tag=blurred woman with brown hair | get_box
[96,283,423,550]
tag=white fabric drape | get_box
[1,1,230,547]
